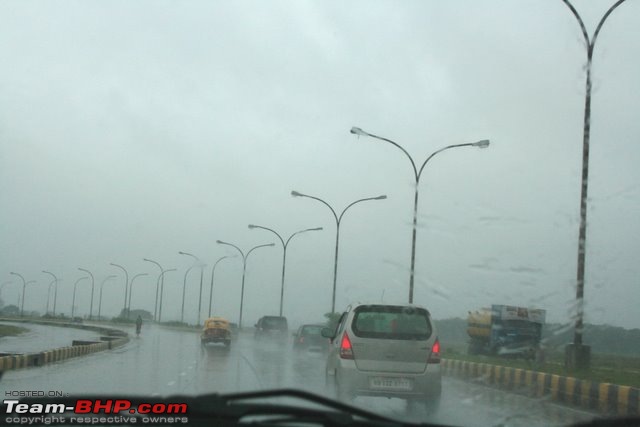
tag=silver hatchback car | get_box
[322,303,441,412]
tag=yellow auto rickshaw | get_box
[201,317,231,347]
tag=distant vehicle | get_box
[322,303,441,413]
[292,324,328,352]
[201,317,231,347]
[72,316,83,324]
[467,304,546,358]
[254,316,288,340]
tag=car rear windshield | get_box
[263,317,287,329]
[351,305,432,340]
[301,325,323,336]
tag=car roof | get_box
[347,302,430,312]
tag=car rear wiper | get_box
[11,388,448,427]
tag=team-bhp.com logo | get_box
[3,399,189,424]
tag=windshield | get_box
[300,325,324,336]
[352,305,432,340]
[262,317,287,329]
[1,1,638,427]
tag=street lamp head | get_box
[291,190,302,197]
[473,139,490,149]
[248,224,257,229]
[350,126,367,136]
[375,195,388,200]
[309,227,323,231]
[216,240,225,244]
[267,243,276,247]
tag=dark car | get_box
[292,324,328,352]
[254,316,288,340]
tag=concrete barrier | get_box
[441,358,639,416]
[0,318,129,373]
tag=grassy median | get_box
[0,324,28,337]
[443,347,640,388]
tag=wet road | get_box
[0,323,597,426]
[0,322,102,353]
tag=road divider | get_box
[441,358,639,416]
[0,318,129,373]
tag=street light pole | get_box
[248,224,323,316]
[179,252,205,326]
[142,258,164,321]
[78,268,95,320]
[143,258,165,321]
[46,280,55,315]
[71,277,88,318]
[98,275,116,320]
[559,0,627,371]
[9,272,27,317]
[216,240,274,328]
[110,263,129,318]
[20,281,36,316]
[350,127,489,303]
[156,269,175,323]
[128,273,149,318]
[180,265,196,324]
[291,191,387,313]
[42,271,59,317]
[208,256,234,318]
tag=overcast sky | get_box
[1,1,638,330]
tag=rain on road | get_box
[0,323,595,426]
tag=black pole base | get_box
[565,343,591,371]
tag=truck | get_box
[467,304,546,358]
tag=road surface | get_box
[0,323,598,426]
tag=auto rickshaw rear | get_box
[201,317,231,347]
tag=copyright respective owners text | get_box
[2,394,189,425]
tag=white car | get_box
[322,303,441,413]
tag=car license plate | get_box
[369,377,413,391]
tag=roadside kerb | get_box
[441,358,639,416]
[0,318,129,373]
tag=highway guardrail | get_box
[0,318,129,373]
[442,358,639,416]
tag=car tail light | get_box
[339,332,354,359]
[428,339,440,364]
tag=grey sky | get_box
[1,1,638,329]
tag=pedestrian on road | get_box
[136,315,143,336]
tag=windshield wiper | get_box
[192,388,432,426]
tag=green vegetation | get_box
[324,312,341,331]
[435,317,640,388]
[160,320,199,329]
[0,324,28,337]
[112,317,136,324]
